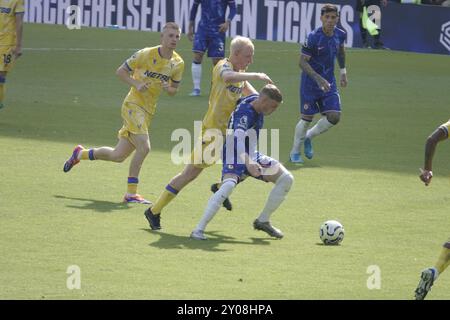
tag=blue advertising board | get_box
[23,0,450,55]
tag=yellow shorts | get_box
[118,102,153,141]
[0,46,16,72]
[190,129,224,169]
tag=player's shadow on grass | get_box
[142,229,272,252]
[284,161,322,171]
[314,242,342,247]
[54,195,132,213]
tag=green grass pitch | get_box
[0,24,449,299]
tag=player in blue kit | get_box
[187,0,236,96]
[289,4,348,164]
[190,84,294,240]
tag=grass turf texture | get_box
[0,24,449,299]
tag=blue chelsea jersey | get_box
[300,27,346,93]
[191,0,236,31]
[226,94,264,154]
[228,94,264,133]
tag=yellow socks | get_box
[127,177,139,195]
[435,247,450,275]
[152,185,179,214]
[81,149,95,160]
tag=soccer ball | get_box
[319,220,344,245]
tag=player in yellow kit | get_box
[63,22,184,204]
[415,119,450,299]
[144,36,274,230]
[0,0,24,109]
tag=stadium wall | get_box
[23,0,450,55]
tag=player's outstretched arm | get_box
[242,81,258,96]
[299,54,330,92]
[420,127,448,186]
[222,70,273,84]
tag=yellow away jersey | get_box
[440,120,450,138]
[123,46,184,114]
[0,0,24,46]
[202,59,244,133]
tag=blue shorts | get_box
[300,90,341,116]
[222,152,279,183]
[193,28,225,58]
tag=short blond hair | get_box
[230,36,254,55]
[162,22,181,33]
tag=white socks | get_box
[291,119,311,155]
[257,172,294,222]
[306,116,334,140]
[191,62,202,90]
[194,171,294,232]
[194,179,236,232]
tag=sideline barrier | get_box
[23,0,450,55]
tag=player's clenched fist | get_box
[135,82,149,92]
[246,162,262,178]
[257,73,273,84]
[419,168,433,186]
